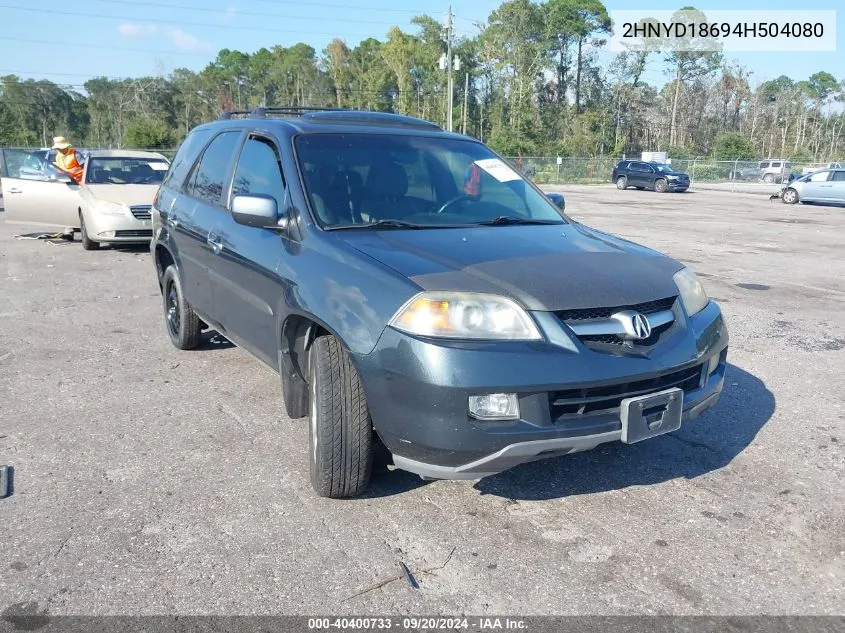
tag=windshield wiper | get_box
[329,219,429,230]
[475,216,563,226]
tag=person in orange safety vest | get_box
[51,136,85,184]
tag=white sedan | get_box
[1,148,169,250]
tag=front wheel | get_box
[762,173,775,184]
[309,335,373,498]
[616,176,628,190]
[79,212,100,251]
[654,178,668,193]
[162,265,201,350]
[781,188,799,204]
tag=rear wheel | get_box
[308,335,373,498]
[654,178,668,193]
[79,212,100,251]
[162,265,201,350]
[616,176,627,190]
[781,188,799,204]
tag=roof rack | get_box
[218,106,346,120]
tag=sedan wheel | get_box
[79,213,100,251]
[781,188,799,204]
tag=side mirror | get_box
[546,192,566,211]
[231,194,286,229]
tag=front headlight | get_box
[673,267,709,316]
[666,175,678,180]
[92,200,126,216]
[389,292,541,340]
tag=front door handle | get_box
[165,216,179,229]
[207,233,223,254]
[8,188,22,194]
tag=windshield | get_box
[654,164,673,173]
[86,157,169,185]
[294,134,566,228]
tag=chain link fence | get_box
[503,157,841,185]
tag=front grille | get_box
[580,320,673,347]
[556,296,676,322]
[115,230,153,238]
[549,363,703,420]
[130,205,152,220]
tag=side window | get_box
[188,131,242,205]
[831,171,845,182]
[760,162,770,169]
[771,162,781,168]
[808,170,831,182]
[644,164,655,173]
[163,127,214,190]
[1,149,65,182]
[231,136,286,204]
[631,162,646,172]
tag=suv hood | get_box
[84,184,159,206]
[338,223,684,311]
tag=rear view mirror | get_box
[546,192,566,211]
[231,194,284,229]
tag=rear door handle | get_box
[8,188,22,194]
[207,233,223,254]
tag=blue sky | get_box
[0,0,841,91]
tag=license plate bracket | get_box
[620,387,683,444]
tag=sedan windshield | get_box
[294,134,566,228]
[86,157,169,185]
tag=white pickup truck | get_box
[801,162,842,175]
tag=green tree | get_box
[124,117,175,148]
[712,132,755,160]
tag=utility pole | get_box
[446,6,454,132]
[462,72,469,135]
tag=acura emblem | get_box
[610,310,653,340]
[631,312,652,339]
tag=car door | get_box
[800,170,831,201]
[208,133,289,367]
[826,170,845,203]
[175,130,243,320]
[626,162,645,187]
[0,148,82,228]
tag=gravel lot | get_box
[1,185,843,617]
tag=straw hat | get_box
[51,136,71,150]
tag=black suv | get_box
[612,160,690,193]
[151,107,727,498]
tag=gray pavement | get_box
[0,186,843,616]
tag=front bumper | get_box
[667,180,689,191]
[355,301,728,480]
[84,209,153,243]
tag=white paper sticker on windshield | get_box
[149,162,170,170]
[474,158,521,182]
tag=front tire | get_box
[763,173,775,184]
[781,188,799,204]
[654,178,668,193]
[162,265,201,350]
[616,176,627,190]
[79,212,100,251]
[309,335,373,499]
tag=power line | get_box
[84,0,418,27]
[0,4,408,37]
[253,0,437,14]
[0,36,212,57]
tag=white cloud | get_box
[118,23,157,37]
[168,28,213,54]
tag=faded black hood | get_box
[338,223,684,311]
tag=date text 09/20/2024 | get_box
[308,617,527,630]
